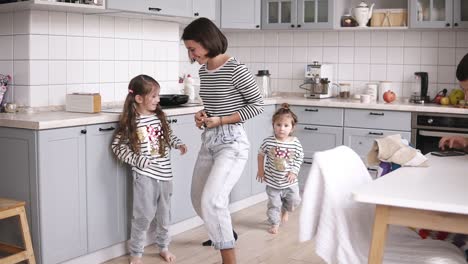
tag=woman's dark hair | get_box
[456,53,468,82]
[272,103,298,128]
[181,17,228,58]
[114,74,171,156]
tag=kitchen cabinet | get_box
[107,0,193,17]
[231,105,275,202]
[261,0,334,30]
[410,0,468,28]
[290,105,344,191]
[343,109,412,166]
[193,0,217,20]
[221,0,261,29]
[0,122,129,264]
[0,0,105,12]
[169,114,201,223]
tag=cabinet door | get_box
[169,115,201,223]
[343,127,411,166]
[193,0,217,20]
[453,0,468,28]
[38,127,87,264]
[297,0,333,29]
[295,124,343,158]
[86,123,128,252]
[221,0,261,29]
[262,0,297,29]
[107,0,192,17]
[107,0,150,13]
[410,0,453,28]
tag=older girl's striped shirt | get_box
[259,136,304,189]
[198,57,264,121]
[111,115,183,181]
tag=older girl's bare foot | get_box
[159,250,176,262]
[129,256,143,264]
[268,225,279,234]
[281,210,289,223]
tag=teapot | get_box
[352,1,375,27]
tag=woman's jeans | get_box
[191,123,250,250]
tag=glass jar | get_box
[255,70,271,98]
[338,83,351,98]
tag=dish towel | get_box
[367,134,428,167]
[299,145,465,264]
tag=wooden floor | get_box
[104,201,326,264]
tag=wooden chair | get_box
[0,198,36,264]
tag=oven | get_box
[411,112,468,154]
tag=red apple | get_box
[383,90,396,103]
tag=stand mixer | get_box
[300,61,335,99]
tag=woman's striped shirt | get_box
[259,135,304,189]
[198,57,264,121]
[111,115,183,181]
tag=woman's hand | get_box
[194,110,208,129]
[203,116,222,128]
[439,136,468,150]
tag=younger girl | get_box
[112,75,187,264]
[257,103,304,234]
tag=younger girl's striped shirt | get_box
[111,115,183,181]
[259,135,304,189]
[198,57,264,122]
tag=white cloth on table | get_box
[299,145,465,264]
[367,134,428,167]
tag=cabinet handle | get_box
[304,127,318,131]
[303,161,313,165]
[445,22,451,27]
[454,23,459,27]
[297,24,301,28]
[368,132,384,136]
[256,25,260,28]
[99,126,115,132]
[173,119,178,123]
[290,24,295,28]
[194,12,199,16]
[81,129,87,134]
[369,112,384,116]
[148,7,162,12]
[305,108,319,112]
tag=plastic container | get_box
[255,70,271,98]
[183,74,195,102]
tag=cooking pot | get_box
[159,94,189,106]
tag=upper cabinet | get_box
[221,0,261,29]
[261,0,334,29]
[410,0,468,28]
[193,0,217,20]
[107,0,193,17]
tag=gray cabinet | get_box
[231,105,275,202]
[169,115,201,223]
[221,0,261,29]
[193,0,217,20]
[107,0,193,17]
[261,0,334,29]
[410,0,468,28]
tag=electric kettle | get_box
[352,1,375,27]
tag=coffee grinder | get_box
[410,72,430,104]
[300,61,335,99]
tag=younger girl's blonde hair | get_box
[114,74,171,156]
[272,103,298,127]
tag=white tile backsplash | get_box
[0,36,13,60]
[67,13,83,36]
[49,12,67,35]
[0,13,13,36]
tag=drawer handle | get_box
[369,112,384,116]
[303,161,313,165]
[305,108,319,112]
[304,127,318,131]
[148,7,162,12]
[369,132,384,136]
[99,126,115,132]
[80,129,87,134]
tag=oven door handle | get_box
[419,130,468,138]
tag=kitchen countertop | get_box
[1,96,467,130]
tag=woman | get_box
[182,17,264,264]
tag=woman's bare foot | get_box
[159,250,176,262]
[129,256,143,264]
[268,225,279,234]
[281,210,289,223]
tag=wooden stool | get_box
[0,198,36,264]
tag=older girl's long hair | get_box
[115,74,171,156]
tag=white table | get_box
[353,154,468,264]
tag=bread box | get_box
[66,93,101,113]
[371,9,407,27]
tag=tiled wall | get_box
[0,10,181,107]
[219,30,468,98]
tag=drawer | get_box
[295,124,343,158]
[344,109,411,131]
[290,106,344,127]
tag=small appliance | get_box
[410,72,430,104]
[300,61,335,99]
[255,70,271,98]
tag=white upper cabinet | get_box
[107,0,193,17]
[410,0,468,28]
[193,0,217,20]
[221,0,261,29]
[261,0,334,29]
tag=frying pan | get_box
[159,94,189,106]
